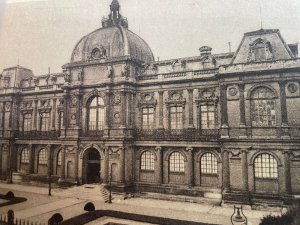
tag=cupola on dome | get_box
[70,0,154,64]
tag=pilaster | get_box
[222,149,230,191]
[155,147,163,184]
[186,147,194,187]
[279,80,289,138]
[119,147,125,183]
[220,84,229,137]
[103,147,109,183]
[60,145,66,180]
[158,91,164,129]
[241,149,249,192]
[187,89,194,129]
[283,150,292,194]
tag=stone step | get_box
[135,192,221,205]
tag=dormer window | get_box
[248,38,273,62]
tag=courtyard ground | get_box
[0,182,283,225]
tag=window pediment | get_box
[138,92,157,107]
[166,90,186,106]
[196,88,218,103]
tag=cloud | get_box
[7,0,47,3]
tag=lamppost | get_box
[231,205,247,225]
[48,173,52,196]
[108,164,112,203]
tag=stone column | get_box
[279,81,288,125]
[103,147,109,184]
[51,99,56,130]
[27,144,34,174]
[283,150,292,194]
[119,147,125,183]
[222,149,230,191]
[187,89,194,128]
[241,149,249,192]
[63,92,69,128]
[220,84,229,137]
[0,144,2,175]
[60,145,66,180]
[0,102,4,136]
[155,147,163,184]
[126,92,131,128]
[76,94,82,128]
[47,145,52,176]
[74,146,79,183]
[239,84,246,126]
[7,143,12,183]
[105,88,112,137]
[32,100,38,130]
[121,92,127,128]
[158,91,164,129]
[279,81,289,137]
[186,147,194,187]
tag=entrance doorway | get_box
[85,148,100,184]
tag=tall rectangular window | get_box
[200,105,216,129]
[142,107,154,129]
[23,114,32,131]
[40,112,50,131]
[170,106,183,129]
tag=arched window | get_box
[20,148,29,164]
[57,150,62,166]
[140,151,155,171]
[169,152,184,172]
[88,96,105,131]
[250,87,276,127]
[38,148,48,165]
[200,153,217,174]
[254,153,278,179]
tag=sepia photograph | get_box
[0,0,300,224]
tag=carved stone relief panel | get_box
[286,82,300,97]
[226,85,239,100]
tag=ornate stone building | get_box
[0,0,300,206]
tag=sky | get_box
[0,0,300,75]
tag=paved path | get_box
[0,183,283,225]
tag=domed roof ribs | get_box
[119,26,130,56]
[102,0,128,28]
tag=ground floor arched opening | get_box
[83,148,101,184]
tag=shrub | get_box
[5,191,15,199]
[84,202,95,212]
[260,204,300,225]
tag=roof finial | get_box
[102,0,128,28]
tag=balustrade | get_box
[135,128,220,140]
[15,130,60,139]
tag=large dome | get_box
[71,26,154,64]
[70,0,154,64]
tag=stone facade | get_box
[0,0,300,206]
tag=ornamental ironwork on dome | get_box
[70,0,154,64]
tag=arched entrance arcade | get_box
[82,148,101,184]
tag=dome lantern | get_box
[102,0,128,28]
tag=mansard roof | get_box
[231,29,296,64]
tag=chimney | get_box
[199,46,212,56]
[288,43,298,58]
